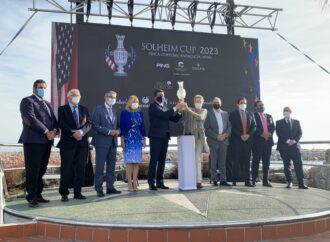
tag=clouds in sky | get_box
[0,0,329,143]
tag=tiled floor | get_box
[0,232,330,242]
[0,236,73,242]
[271,231,330,242]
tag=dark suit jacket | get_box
[91,104,120,148]
[276,118,302,151]
[19,95,58,144]
[229,110,256,143]
[253,112,275,146]
[57,104,91,148]
[148,102,181,139]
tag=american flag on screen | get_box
[51,22,78,118]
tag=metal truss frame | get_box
[29,0,282,32]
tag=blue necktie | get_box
[109,108,114,122]
[73,106,79,127]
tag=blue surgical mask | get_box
[37,88,45,98]
[107,98,116,106]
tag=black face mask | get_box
[256,105,265,112]
[213,104,220,110]
[156,96,164,103]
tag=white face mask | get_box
[283,112,291,119]
[131,102,139,110]
[107,98,116,106]
[71,96,81,105]
[194,103,202,110]
[239,103,246,111]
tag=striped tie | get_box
[73,106,79,127]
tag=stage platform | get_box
[3,180,330,242]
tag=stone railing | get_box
[0,143,329,193]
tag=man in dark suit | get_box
[228,97,256,187]
[251,100,275,187]
[57,89,91,202]
[19,79,58,207]
[148,89,186,190]
[276,106,308,189]
[91,90,121,197]
[204,97,232,187]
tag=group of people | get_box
[19,79,308,208]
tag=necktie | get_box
[109,108,114,122]
[41,101,51,116]
[261,113,268,133]
[241,111,247,135]
[73,106,79,127]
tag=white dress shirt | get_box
[213,109,223,134]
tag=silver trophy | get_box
[113,35,128,76]
[177,81,186,100]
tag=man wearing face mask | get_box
[57,89,91,202]
[204,97,232,187]
[228,97,256,187]
[148,89,187,190]
[19,79,58,208]
[251,100,275,187]
[276,107,308,189]
[182,95,209,189]
[92,90,122,197]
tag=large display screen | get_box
[51,22,260,136]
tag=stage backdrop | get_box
[51,22,260,136]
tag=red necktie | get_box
[241,111,247,135]
[261,113,268,133]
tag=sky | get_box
[0,0,329,144]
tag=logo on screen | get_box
[175,61,187,72]
[192,62,205,71]
[104,34,136,77]
[142,96,149,104]
[156,63,170,69]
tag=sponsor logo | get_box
[156,63,170,69]
[192,62,206,71]
[154,80,173,90]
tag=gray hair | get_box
[67,89,80,97]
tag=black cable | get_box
[276,32,330,75]
[0,11,37,57]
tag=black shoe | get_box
[107,188,122,194]
[61,195,69,202]
[213,181,218,186]
[97,191,105,197]
[245,182,254,187]
[74,194,86,200]
[298,184,308,189]
[263,182,273,187]
[286,182,293,188]
[232,181,237,186]
[252,181,257,187]
[36,196,50,203]
[149,184,157,191]
[156,184,169,189]
[28,199,39,208]
[220,181,231,186]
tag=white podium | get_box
[177,135,196,190]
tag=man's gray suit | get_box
[91,104,120,193]
[204,109,231,182]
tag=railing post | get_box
[0,166,5,224]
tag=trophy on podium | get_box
[177,81,186,100]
